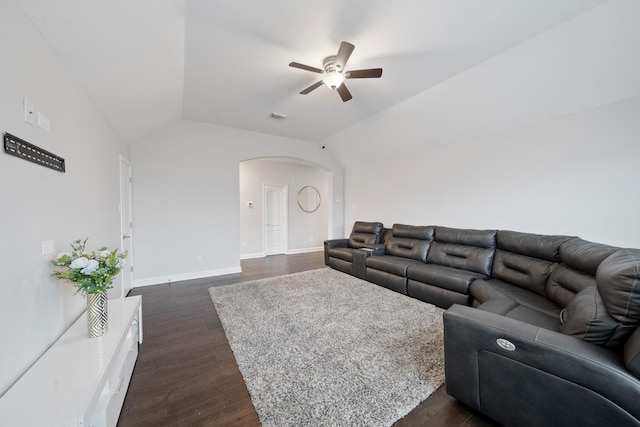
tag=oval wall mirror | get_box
[297,186,321,213]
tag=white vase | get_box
[87,291,108,338]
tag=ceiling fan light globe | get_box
[322,71,345,90]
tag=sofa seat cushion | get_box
[502,305,561,331]
[328,247,355,262]
[624,327,640,379]
[366,255,424,277]
[471,279,562,331]
[407,263,487,295]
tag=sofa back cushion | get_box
[434,226,497,248]
[427,227,497,275]
[546,265,596,307]
[596,248,640,326]
[384,224,434,262]
[559,247,640,350]
[491,250,556,296]
[348,221,384,249]
[427,243,495,276]
[392,224,435,240]
[496,230,570,262]
[386,238,431,262]
[491,231,572,296]
[546,238,619,308]
[427,242,495,277]
[560,285,622,348]
[560,238,619,275]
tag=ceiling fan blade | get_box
[334,41,355,70]
[336,83,352,102]
[345,68,383,79]
[300,81,324,94]
[289,62,324,74]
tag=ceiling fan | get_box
[289,41,383,102]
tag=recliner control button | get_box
[496,338,516,351]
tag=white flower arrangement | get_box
[50,238,127,296]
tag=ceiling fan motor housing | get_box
[323,55,340,72]
[322,56,343,89]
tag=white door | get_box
[119,156,133,296]
[264,185,286,255]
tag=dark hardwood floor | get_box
[118,252,498,427]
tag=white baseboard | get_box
[240,247,323,260]
[240,252,266,260]
[132,266,242,288]
[285,246,323,255]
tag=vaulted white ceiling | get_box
[16,0,605,144]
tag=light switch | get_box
[23,98,35,126]
[42,240,54,255]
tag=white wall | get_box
[130,120,342,286]
[344,98,640,246]
[0,2,130,395]
[325,0,640,248]
[239,159,330,257]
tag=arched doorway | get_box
[239,157,331,259]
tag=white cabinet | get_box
[0,296,142,427]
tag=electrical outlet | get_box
[42,240,54,255]
[196,255,202,263]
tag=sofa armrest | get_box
[444,304,640,426]
[361,243,386,253]
[324,239,349,265]
[351,247,385,280]
[325,238,349,249]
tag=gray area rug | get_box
[208,268,445,427]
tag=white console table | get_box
[0,296,142,427]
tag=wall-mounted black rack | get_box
[3,132,65,172]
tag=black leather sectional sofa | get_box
[324,221,640,427]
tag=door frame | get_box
[262,183,288,256]
[119,155,133,296]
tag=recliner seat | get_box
[324,221,384,278]
[366,224,434,294]
[406,226,496,308]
